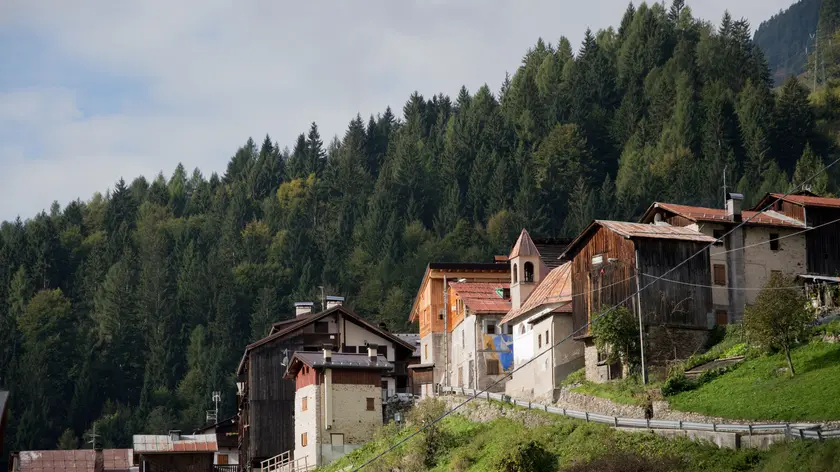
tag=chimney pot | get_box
[295,302,314,317]
[726,193,744,222]
[323,348,332,363]
[367,344,378,362]
[325,296,344,310]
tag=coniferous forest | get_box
[2,0,840,457]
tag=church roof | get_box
[509,229,540,259]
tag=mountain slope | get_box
[754,0,821,85]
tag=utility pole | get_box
[634,252,648,385]
[86,423,100,450]
[722,165,728,209]
[206,391,220,424]
[812,32,819,90]
[318,285,326,311]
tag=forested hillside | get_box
[753,0,821,85]
[1,0,838,456]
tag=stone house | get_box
[285,349,391,469]
[561,221,716,383]
[446,282,512,392]
[639,194,807,323]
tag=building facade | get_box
[285,350,391,468]
[640,195,807,323]
[562,221,716,383]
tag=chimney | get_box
[726,193,744,223]
[295,301,314,317]
[323,347,332,363]
[367,345,377,362]
[168,430,181,442]
[325,296,344,310]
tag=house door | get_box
[715,310,728,326]
[468,360,474,389]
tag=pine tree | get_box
[774,77,815,173]
[791,143,829,195]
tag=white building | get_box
[501,230,584,402]
[285,349,391,469]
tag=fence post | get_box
[585,412,589,423]
[614,417,619,427]
[818,430,823,442]
[678,420,682,430]
[800,429,805,440]
[528,401,531,410]
[562,408,567,416]
[646,419,650,429]
[486,391,490,401]
[713,423,717,432]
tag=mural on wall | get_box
[482,334,514,372]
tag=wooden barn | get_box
[236,302,415,468]
[560,221,716,383]
[753,192,840,277]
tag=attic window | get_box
[592,254,604,266]
[770,233,780,251]
[524,262,534,282]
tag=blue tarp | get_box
[493,334,514,371]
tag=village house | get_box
[639,193,807,323]
[9,449,136,472]
[561,221,716,383]
[500,230,583,401]
[446,282,512,392]
[407,261,510,397]
[133,432,217,472]
[194,417,240,469]
[285,349,391,469]
[236,301,415,469]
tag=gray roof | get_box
[393,333,420,357]
[292,352,392,370]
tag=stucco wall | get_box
[552,315,584,381]
[742,227,806,304]
[420,332,447,388]
[449,317,475,388]
[294,384,319,464]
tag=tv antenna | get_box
[206,391,221,424]
[86,422,100,450]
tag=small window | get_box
[301,396,308,412]
[366,398,375,411]
[314,321,329,333]
[217,454,229,465]
[524,262,535,282]
[770,233,780,251]
[597,350,607,364]
[377,345,387,357]
[301,432,308,447]
[438,310,444,320]
[715,310,728,326]
[486,359,500,375]
[486,323,497,335]
[424,344,428,359]
[538,334,542,348]
[545,330,549,345]
[714,264,726,286]
[506,325,513,335]
[713,229,725,246]
[341,345,357,354]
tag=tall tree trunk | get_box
[785,345,796,377]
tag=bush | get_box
[494,440,556,472]
[721,342,748,358]
[562,452,681,472]
[406,398,450,469]
[661,373,694,397]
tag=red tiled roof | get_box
[768,193,840,209]
[133,434,217,453]
[651,202,805,228]
[449,282,511,314]
[501,263,572,325]
[509,229,540,259]
[14,449,134,472]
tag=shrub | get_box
[406,398,450,469]
[661,373,694,397]
[562,452,681,472]
[494,440,556,472]
[721,342,748,358]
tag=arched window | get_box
[524,262,534,282]
[513,263,518,283]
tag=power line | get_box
[349,155,840,471]
[710,217,840,257]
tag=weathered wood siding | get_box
[248,341,298,464]
[769,200,807,222]
[570,226,637,336]
[635,239,712,328]
[331,370,382,386]
[805,207,840,276]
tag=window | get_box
[597,350,607,364]
[770,233,780,251]
[524,262,535,282]
[366,398,375,411]
[506,325,513,335]
[217,455,229,465]
[301,433,308,447]
[438,310,444,320]
[424,344,428,360]
[377,345,388,357]
[341,345,357,354]
[538,334,542,348]
[713,264,726,286]
[713,229,725,246]
[545,330,549,345]
[715,310,728,326]
[314,321,329,333]
[486,323,497,335]
[513,264,518,283]
[301,396,308,412]
[486,359,500,375]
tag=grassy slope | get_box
[318,410,840,472]
[669,342,840,422]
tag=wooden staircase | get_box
[260,451,313,472]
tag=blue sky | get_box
[0,0,793,221]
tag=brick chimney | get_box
[295,301,314,317]
[726,193,744,223]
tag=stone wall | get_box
[645,326,708,366]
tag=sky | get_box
[0,0,794,221]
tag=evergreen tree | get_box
[791,143,829,195]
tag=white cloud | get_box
[0,0,792,221]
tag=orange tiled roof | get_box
[501,263,572,325]
[769,193,840,209]
[449,282,511,314]
[509,229,540,259]
[14,449,134,472]
[653,202,805,228]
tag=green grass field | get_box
[317,401,840,472]
[669,342,840,422]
